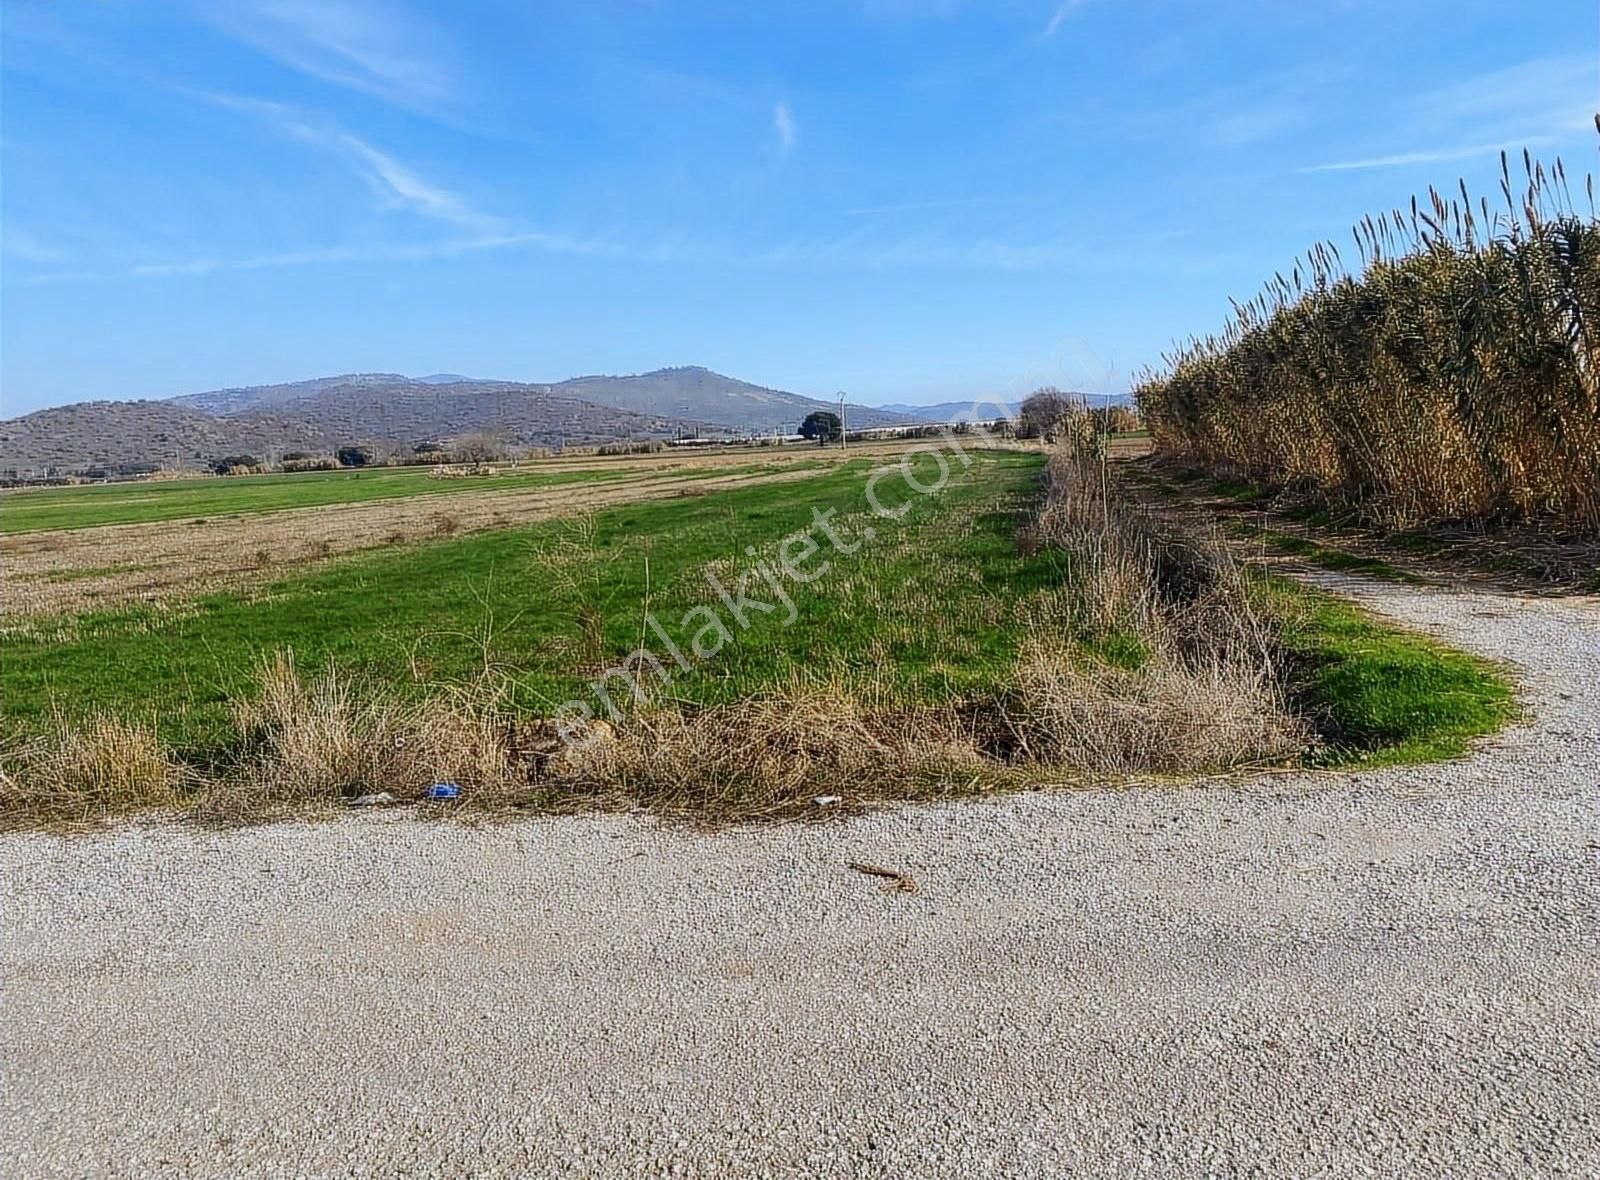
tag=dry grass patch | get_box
[0,710,187,829]
[556,681,991,818]
[1002,641,1305,773]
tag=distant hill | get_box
[876,399,1021,422]
[548,367,910,432]
[1,366,917,477]
[179,367,910,434]
[0,400,339,477]
[876,393,1133,422]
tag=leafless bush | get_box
[281,456,339,472]
[449,432,508,464]
[596,441,665,456]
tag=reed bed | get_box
[1136,146,1600,533]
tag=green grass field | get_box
[0,463,661,534]
[4,450,1058,749]
[4,446,1516,781]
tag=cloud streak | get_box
[1303,138,1555,174]
[1040,1,1085,39]
[844,195,1026,216]
[773,101,797,154]
[24,231,631,286]
[1304,54,1591,174]
[200,0,452,113]
[208,92,496,229]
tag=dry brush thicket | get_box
[0,444,1310,829]
[1005,445,1305,772]
[1136,149,1600,533]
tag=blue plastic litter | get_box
[425,782,462,800]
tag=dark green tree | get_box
[799,410,842,445]
[336,445,371,468]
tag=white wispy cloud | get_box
[2,227,65,263]
[326,130,489,227]
[25,231,629,286]
[199,0,451,112]
[1208,104,1307,148]
[846,196,1015,216]
[208,93,495,229]
[1304,54,1591,174]
[773,101,797,154]
[1040,1,1085,39]
[1303,138,1555,174]
[1084,65,1337,151]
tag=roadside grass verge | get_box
[1131,460,1599,594]
[1263,578,1517,767]
[0,445,1520,829]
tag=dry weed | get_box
[1002,641,1305,773]
[0,710,186,829]
[554,680,986,817]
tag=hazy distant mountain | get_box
[177,367,911,434]
[876,393,1132,421]
[0,366,918,476]
[876,400,1021,422]
[0,389,686,477]
[548,367,910,432]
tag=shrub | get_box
[595,441,664,456]
[449,432,506,463]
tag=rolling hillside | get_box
[1,366,916,477]
[178,367,911,433]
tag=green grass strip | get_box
[1265,577,1518,767]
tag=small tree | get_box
[336,445,371,468]
[799,410,842,445]
[1017,387,1090,441]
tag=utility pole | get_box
[837,391,848,452]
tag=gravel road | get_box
[4,577,1597,1178]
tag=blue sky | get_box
[2,1,1593,415]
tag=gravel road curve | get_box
[4,577,1597,1178]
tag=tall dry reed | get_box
[1136,147,1600,533]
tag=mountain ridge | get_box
[2,366,919,476]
